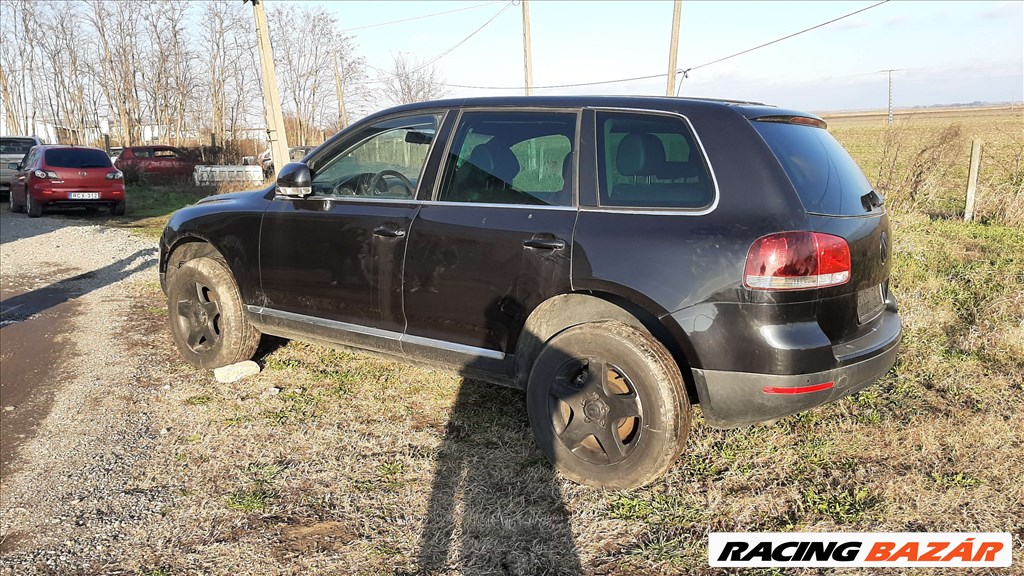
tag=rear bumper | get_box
[691,310,901,429]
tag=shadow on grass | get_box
[415,379,583,575]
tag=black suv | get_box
[160,96,900,489]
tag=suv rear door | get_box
[401,109,580,379]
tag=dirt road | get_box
[0,208,165,573]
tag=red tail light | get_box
[744,231,851,290]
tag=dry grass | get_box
[120,223,1023,572]
[827,106,1024,225]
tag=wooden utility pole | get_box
[521,0,534,96]
[333,50,349,130]
[666,0,682,97]
[248,0,288,176]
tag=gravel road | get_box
[0,208,165,574]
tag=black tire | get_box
[10,191,24,213]
[527,321,691,489]
[26,193,41,218]
[167,256,261,369]
[110,201,126,216]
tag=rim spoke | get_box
[199,323,217,344]
[186,323,205,348]
[549,374,584,404]
[607,393,642,420]
[558,415,592,449]
[595,425,627,461]
[200,298,220,316]
[177,299,197,319]
[588,359,609,394]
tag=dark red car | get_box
[8,145,125,217]
[115,145,195,179]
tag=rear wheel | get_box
[10,190,24,213]
[26,193,41,218]
[167,256,261,369]
[527,321,691,489]
[110,201,126,216]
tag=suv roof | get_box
[376,95,823,124]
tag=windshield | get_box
[0,138,36,156]
[753,121,878,216]
[44,148,113,169]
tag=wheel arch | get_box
[515,292,699,402]
[163,236,226,281]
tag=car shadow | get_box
[412,315,584,574]
[0,248,157,325]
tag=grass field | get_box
[107,107,1023,574]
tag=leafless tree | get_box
[378,52,450,107]
[268,5,368,145]
[0,0,373,151]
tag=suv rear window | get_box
[438,111,577,206]
[0,138,36,155]
[44,148,112,168]
[752,121,877,216]
[596,111,715,209]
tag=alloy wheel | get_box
[174,281,223,353]
[548,358,643,464]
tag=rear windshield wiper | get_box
[860,190,885,211]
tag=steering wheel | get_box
[331,181,357,196]
[367,170,415,197]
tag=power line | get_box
[361,2,514,84]
[411,2,514,74]
[681,0,890,77]
[339,1,503,33]
[446,0,891,91]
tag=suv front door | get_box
[402,110,580,378]
[258,112,445,353]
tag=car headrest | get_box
[469,142,520,185]
[616,133,665,177]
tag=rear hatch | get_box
[43,148,117,193]
[751,117,892,342]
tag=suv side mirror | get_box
[276,162,312,198]
[7,163,19,170]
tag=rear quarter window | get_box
[44,148,112,168]
[596,111,715,210]
[752,121,877,216]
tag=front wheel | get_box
[527,321,691,489]
[167,256,261,369]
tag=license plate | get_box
[857,285,885,324]
[69,192,100,199]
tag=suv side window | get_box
[311,113,440,198]
[154,148,180,158]
[133,148,153,158]
[437,111,576,206]
[596,111,714,209]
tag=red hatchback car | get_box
[8,145,125,217]
[115,145,196,180]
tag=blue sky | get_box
[301,0,1023,111]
